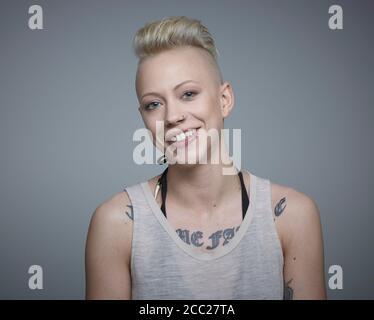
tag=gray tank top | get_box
[124,170,284,299]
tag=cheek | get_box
[194,95,217,116]
[141,111,158,131]
[143,116,167,147]
[138,113,156,141]
[197,98,223,126]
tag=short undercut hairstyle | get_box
[133,16,223,84]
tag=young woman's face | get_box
[135,46,234,165]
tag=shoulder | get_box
[85,190,134,299]
[86,190,134,264]
[270,181,320,218]
[270,181,322,252]
[270,180,326,299]
[91,190,134,227]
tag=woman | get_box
[85,16,326,300]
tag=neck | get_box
[166,162,241,217]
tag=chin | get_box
[170,148,210,166]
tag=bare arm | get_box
[280,191,327,299]
[85,191,133,299]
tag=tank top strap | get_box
[123,183,150,218]
[251,175,271,214]
[249,174,284,267]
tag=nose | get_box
[165,105,185,127]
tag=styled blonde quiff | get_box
[133,16,223,84]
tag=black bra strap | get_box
[158,168,249,220]
[159,167,168,216]
[238,171,250,219]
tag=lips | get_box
[165,127,200,148]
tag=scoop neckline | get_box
[140,169,257,261]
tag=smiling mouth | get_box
[167,128,200,148]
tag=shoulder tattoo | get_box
[274,197,287,217]
[125,204,134,220]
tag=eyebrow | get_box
[140,80,199,100]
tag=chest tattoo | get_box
[175,225,241,250]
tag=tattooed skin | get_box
[125,204,134,220]
[283,278,294,300]
[176,225,241,250]
[274,197,287,217]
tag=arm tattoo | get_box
[274,197,287,217]
[125,204,134,220]
[176,225,241,250]
[283,278,294,300]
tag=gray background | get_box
[0,0,373,299]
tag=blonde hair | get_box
[133,16,223,83]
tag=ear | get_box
[219,82,235,119]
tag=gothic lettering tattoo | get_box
[125,204,134,220]
[176,225,240,250]
[207,230,223,250]
[191,231,204,246]
[175,229,189,244]
[274,197,287,217]
[222,227,236,245]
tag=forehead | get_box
[136,46,218,96]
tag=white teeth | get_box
[185,130,194,137]
[170,129,195,142]
[176,132,186,142]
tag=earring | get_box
[154,181,161,199]
[157,154,168,165]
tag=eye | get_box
[144,101,161,111]
[182,91,198,99]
